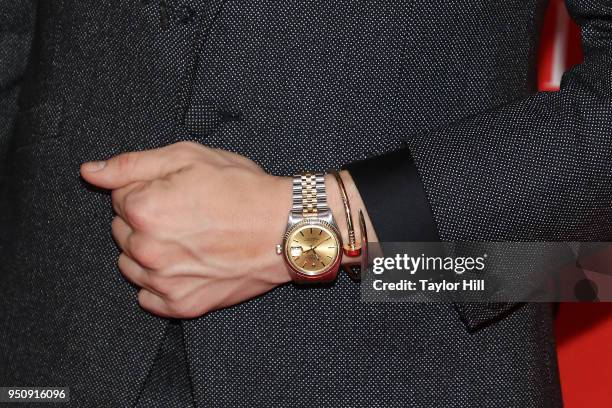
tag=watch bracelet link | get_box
[292,172,328,217]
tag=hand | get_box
[80,141,293,318]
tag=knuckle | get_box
[111,216,122,233]
[174,151,195,165]
[173,143,201,163]
[117,253,130,273]
[175,140,200,151]
[163,287,182,304]
[111,190,122,214]
[137,291,161,314]
[137,291,147,306]
[147,273,168,294]
[129,237,161,269]
[167,299,197,319]
[115,152,138,172]
[123,193,151,230]
[126,234,145,259]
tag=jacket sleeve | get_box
[346,0,612,330]
[0,1,35,157]
[0,1,36,245]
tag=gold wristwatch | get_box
[276,172,343,283]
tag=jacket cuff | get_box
[343,147,439,242]
[344,148,522,332]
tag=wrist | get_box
[265,175,294,284]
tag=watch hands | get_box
[311,236,331,250]
[301,246,322,262]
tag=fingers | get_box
[127,258,203,319]
[112,216,179,269]
[111,181,151,223]
[138,289,173,318]
[111,178,173,232]
[80,142,201,190]
[118,252,152,290]
[111,216,133,254]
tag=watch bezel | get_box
[282,217,342,277]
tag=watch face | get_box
[285,221,341,276]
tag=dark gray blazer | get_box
[2,0,610,406]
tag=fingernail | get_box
[83,161,106,172]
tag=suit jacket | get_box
[2,0,611,406]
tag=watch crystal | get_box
[285,222,340,276]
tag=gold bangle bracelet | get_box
[329,170,361,258]
[341,209,367,281]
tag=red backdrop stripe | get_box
[538,1,610,407]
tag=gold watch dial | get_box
[285,222,340,276]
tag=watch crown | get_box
[275,244,282,255]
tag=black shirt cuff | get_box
[343,148,439,242]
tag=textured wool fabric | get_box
[2,0,609,406]
[135,321,195,408]
[0,0,34,249]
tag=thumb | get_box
[80,146,184,189]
